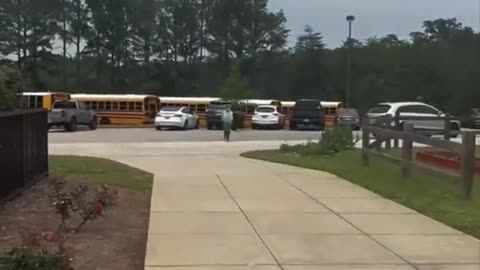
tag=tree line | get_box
[0,0,479,114]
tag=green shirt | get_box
[222,110,234,124]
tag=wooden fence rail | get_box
[362,118,476,199]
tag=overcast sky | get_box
[269,0,480,47]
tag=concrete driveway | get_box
[50,141,480,270]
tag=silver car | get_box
[367,102,461,136]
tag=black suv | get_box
[206,100,244,130]
[290,99,325,130]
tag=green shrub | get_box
[279,127,358,157]
[318,127,357,156]
[0,249,72,270]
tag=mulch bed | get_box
[0,177,151,270]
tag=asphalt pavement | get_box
[48,127,338,143]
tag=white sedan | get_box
[155,107,199,130]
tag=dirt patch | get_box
[0,177,151,270]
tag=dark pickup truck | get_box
[289,99,325,130]
[206,100,244,130]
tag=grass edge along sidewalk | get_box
[241,149,480,239]
[50,155,153,194]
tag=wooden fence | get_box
[362,115,476,199]
[0,109,49,201]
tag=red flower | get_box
[92,201,104,216]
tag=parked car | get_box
[367,102,461,137]
[289,99,325,130]
[206,100,244,130]
[48,100,97,132]
[337,108,361,130]
[251,105,285,130]
[155,106,199,130]
[459,108,480,129]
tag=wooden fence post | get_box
[401,123,414,178]
[461,131,475,199]
[362,124,370,166]
[444,114,451,141]
[385,116,392,150]
[394,111,400,148]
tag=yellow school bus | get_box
[159,97,221,113]
[71,94,160,125]
[322,101,345,116]
[18,92,71,111]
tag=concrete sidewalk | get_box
[50,141,480,270]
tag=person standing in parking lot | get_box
[222,107,234,142]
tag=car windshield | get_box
[257,107,275,113]
[368,105,391,114]
[338,109,359,117]
[53,101,76,109]
[161,107,180,112]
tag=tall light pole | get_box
[346,15,355,108]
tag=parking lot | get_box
[48,127,346,143]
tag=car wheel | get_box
[89,117,98,130]
[66,118,77,132]
[183,120,188,130]
[155,126,162,131]
[207,123,213,130]
[252,124,257,130]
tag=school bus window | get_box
[113,102,119,110]
[135,102,142,111]
[106,102,112,110]
[197,104,206,112]
[331,108,337,115]
[120,102,127,110]
[90,102,97,109]
[98,102,105,110]
[128,102,135,111]
[28,97,35,108]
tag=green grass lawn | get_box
[49,156,153,194]
[242,149,480,239]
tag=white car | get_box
[251,105,285,130]
[155,106,199,130]
[367,102,461,136]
